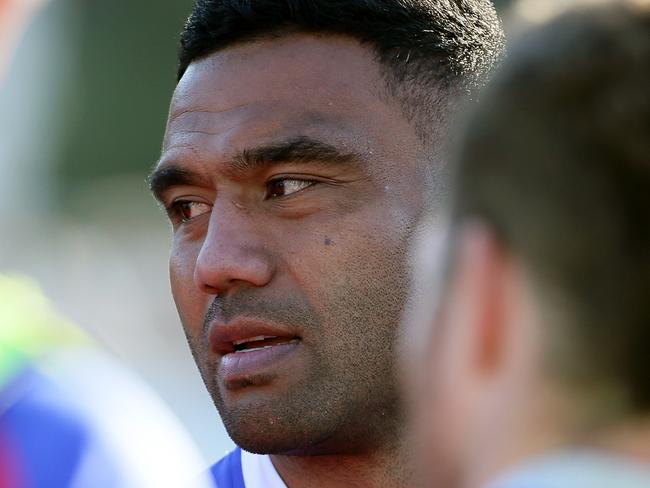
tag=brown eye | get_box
[266,179,314,199]
[175,201,212,222]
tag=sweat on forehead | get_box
[172,34,387,114]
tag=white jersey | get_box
[242,449,287,488]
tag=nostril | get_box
[201,284,221,295]
[194,266,225,295]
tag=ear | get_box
[446,222,510,376]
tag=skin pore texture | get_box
[152,33,433,487]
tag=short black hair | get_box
[177,0,504,144]
[452,2,650,413]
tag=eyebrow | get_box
[233,136,359,172]
[148,136,361,202]
[148,166,201,203]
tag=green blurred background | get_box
[0,0,514,462]
[56,0,189,206]
[55,0,513,208]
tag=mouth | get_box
[208,318,304,387]
[209,318,301,355]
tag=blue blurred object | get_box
[1,367,121,487]
[0,274,214,488]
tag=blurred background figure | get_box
[0,274,213,487]
[1,2,211,486]
[405,1,650,487]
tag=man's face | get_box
[152,33,432,454]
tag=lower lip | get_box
[219,341,301,383]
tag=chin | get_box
[225,419,320,455]
[219,401,340,455]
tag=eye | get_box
[265,178,315,199]
[171,200,212,222]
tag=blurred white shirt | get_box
[488,451,650,488]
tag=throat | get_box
[269,442,414,488]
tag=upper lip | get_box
[208,317,299,355]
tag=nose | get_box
[193,204,275,295]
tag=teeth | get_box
[239,345,275,353]
[233,335,277,346]
[234,338,301,353]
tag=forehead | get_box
[162,33,422,170]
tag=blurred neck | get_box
[588,417,650,462]
[478,385,650,488]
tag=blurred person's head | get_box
[149,0,504,475]
[406,1,650,487]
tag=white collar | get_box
[241,449,287,488]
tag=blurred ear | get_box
[444,222,511,377]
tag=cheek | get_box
[304,219,411,361]
[169,240,204,335]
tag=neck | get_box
[270,439,414,488]
[479,390,650,488]
[587,416,650,462]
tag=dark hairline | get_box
[178,27,340,81]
